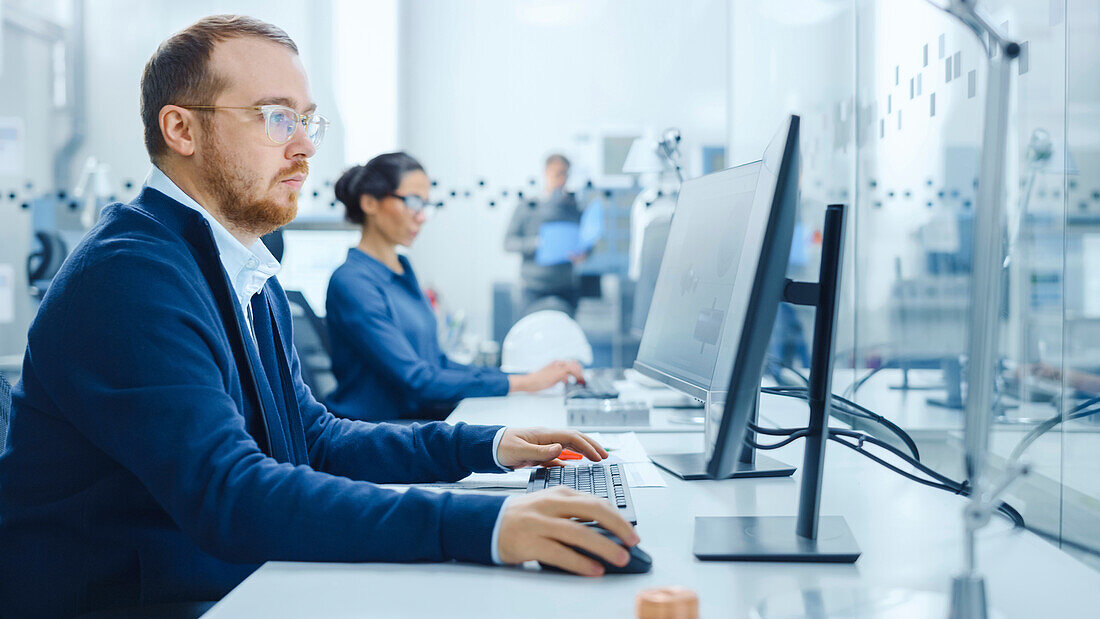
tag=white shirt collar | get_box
[143,166,281,310]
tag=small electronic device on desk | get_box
[566,399,650,427]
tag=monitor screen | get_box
[633,160,763,400]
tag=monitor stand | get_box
[651,452,795,480]
[693,203,859,564]
[650,396,795,480]
[694,515,859,562]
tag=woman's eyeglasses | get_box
[389,194,437,214]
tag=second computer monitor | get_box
[632,160,763,401]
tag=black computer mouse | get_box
[539,525,652,574]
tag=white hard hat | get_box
[501,310,593,373]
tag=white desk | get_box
[206,392,1100,618]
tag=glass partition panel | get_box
[1060,0,1100,568]
[727,0,857,392]
[731,0,1100,568]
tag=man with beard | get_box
[0,15,638,616]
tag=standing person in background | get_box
[504,154,584,317]
[326,152,585,422]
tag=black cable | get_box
[766,386,919,458]
[1066,401,1100,421]
[828,433,961,493]
[832,395,921,461]
[745,430,810,451]
[844,365,884,397]
[829,428,955,488]
[829,427,1022,526]
[1009,398,1100,464]
[828,432,1024,527]
[765,353,810,386]
[742,411,1025,527]
[753,380,1024,526]
[750,416,952,491]
[760,385,921,461]
[747,421,803,436]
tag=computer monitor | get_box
[632,160,764,401]
[691,114,861,563]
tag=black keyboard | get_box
[564,375,619,400]
[526,463,637,524]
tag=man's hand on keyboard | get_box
[496,427,609,469]
[496,486,639,576]
[507,360,585,393]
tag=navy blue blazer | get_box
[0,188,507,617]
[325,249,509,421]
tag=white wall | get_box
[76,1,347,213]
[334,0,398,163]
[395,0,729,338]
[0,0,62,358]
[0,1,355,358]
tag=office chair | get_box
[0,372,11,450]
[284,290,337,401]
[27,230,68,299]
[260,228,285,262]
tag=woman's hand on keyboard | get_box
[508,360,585,393]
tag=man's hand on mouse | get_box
[508,360,585,393]
[495,427,607,469]
[496,486,639,576]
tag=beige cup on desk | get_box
[636,586,699,619]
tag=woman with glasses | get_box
[325,152,584,421]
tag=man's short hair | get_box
[140,15,299,164]
[545,153,571,171]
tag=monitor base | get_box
[650,452,795,480]
[693,515,860,563]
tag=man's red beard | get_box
[200,134,309,238]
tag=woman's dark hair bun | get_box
[334,152,425,225]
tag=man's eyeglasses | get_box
[390,193,437,214]
[179,104,330,147]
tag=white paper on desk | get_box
[404,468,532,490]
[451,469,532,489]
[622,462,667,488]
[573,433,666,487]
[585,432,649,464]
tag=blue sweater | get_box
[0,188,507,616]
[325,249,509,421]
